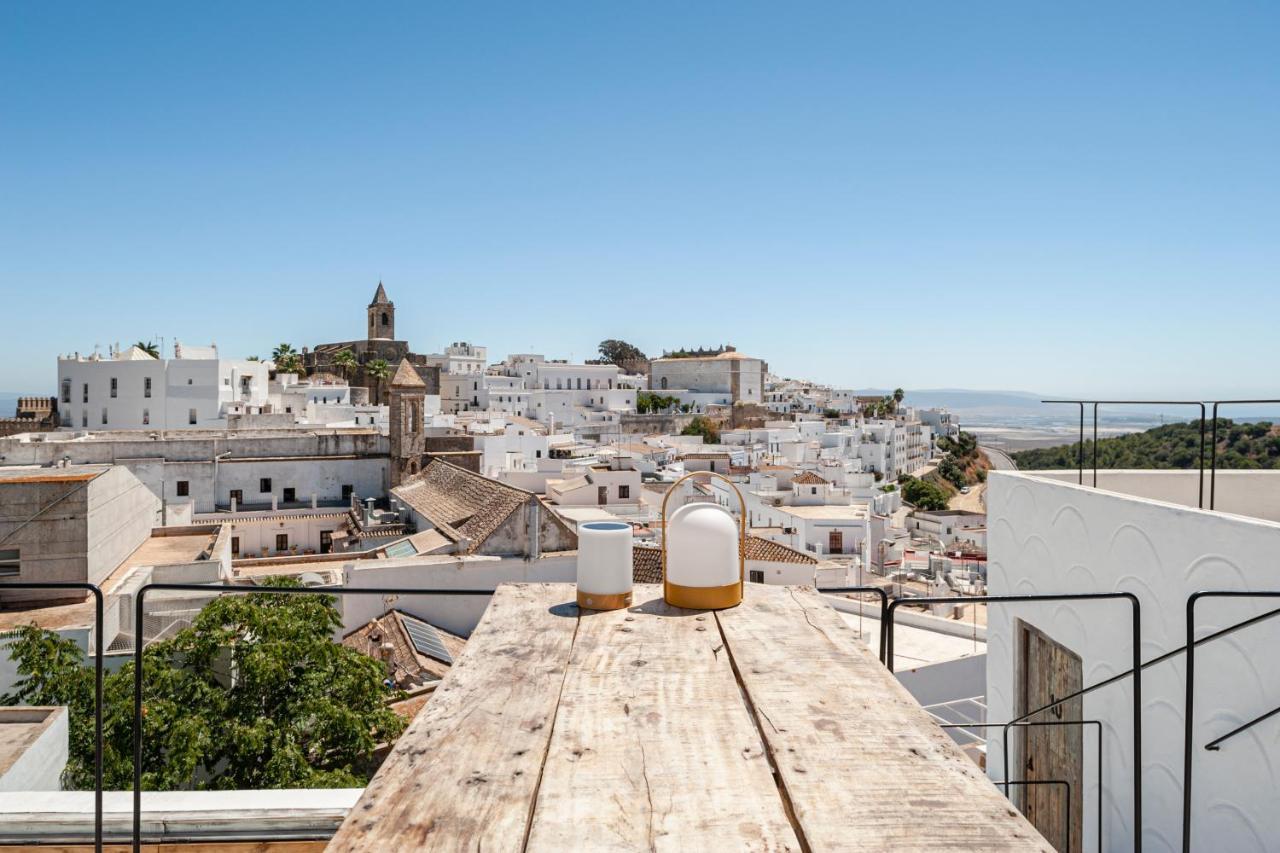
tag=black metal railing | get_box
[1208,400,1280,510]
[0,582,104,852]
[941,720,1102,853]
[1181,589,1280,853]
[1041,400,1207,505]
[886,592,1142,852]
[130,583,496,853]
[815,585,890,664]
[1039,398,1280,511]
[991,780,1073,852]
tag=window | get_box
[144,376,152,398]
[276,533,289,551]
[101,407,108,425]
[188,408,197,425]
[230,537,240,556]
[535,450,542,458]
[341,484,353,500]
[142,408,149,425]
[82,383,88,403]
[259,477,272,493]
[61,379,71,404]
[618,485,630,499]
[660,377,668,390]
[81,411,87,427]
[176,480,189,497]
[0,549,19,578]
[110,377,117,398]
[576,377,582,390]
[282,487,296,503]
[229,489,243,505]
[749,570,765,584]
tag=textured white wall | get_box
[987,471,1280,853]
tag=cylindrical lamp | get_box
[576,521,634,611]
[662,472,746,610]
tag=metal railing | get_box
[1208,400,1280,510]
[0,582,104,852]
[129,583,496,853]
[1039,398,1280,511]
[886,592,1142,852]
[815,585,890,664]
[1041,400,1207,505]
[1181,589,1280,853]
[991,780,1073,852]
[941,720,1103,853]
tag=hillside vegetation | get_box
[1013,419,1280,470]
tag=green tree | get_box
[636,392,680,414]
[892,388,905,411]
[333,348,358,383]
[2,578,404,791]
[681,415,720,444]
[597,339,647,368]
[365,358,391,404]
[133,341,160,358]
[900,476,949,511]
[272,343,296,362]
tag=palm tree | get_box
[134,341,159,358]
[246,355,260,361]
[276,353,305,376]
[272,343,296,362]
[333,348,357,384]
[892,388,905,413]
[366,358,391,404]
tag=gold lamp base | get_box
[576,590,633,611]
[664,580,742,611]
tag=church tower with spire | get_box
[367,282,395,341]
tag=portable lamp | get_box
[661,472,746,610]
[576,520,634,611]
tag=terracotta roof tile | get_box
[392,460,532,554]
[792,471,829,485]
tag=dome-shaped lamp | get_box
[661,472,746,610]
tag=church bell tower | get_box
[368,282,395,340]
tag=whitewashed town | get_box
[5,3,1279,849]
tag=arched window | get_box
[660,377,668,390]
[381,312,389,326]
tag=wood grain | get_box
[525,585,799,851]
[326,584,579,853]
[716,585,1052,852]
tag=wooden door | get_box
[1017,620,1083,853]
[828,529,843,553]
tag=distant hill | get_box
[1012,420,1280,470]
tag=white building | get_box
[57,343,269,431]
[986,468,1280,851]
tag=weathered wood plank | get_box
[717,585,1052,852]
[526,585,800,852]
[326,584,579,853]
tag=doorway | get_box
[1016,619,1084,853]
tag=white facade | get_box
[57,344,269,431]
[987,469,1280,852]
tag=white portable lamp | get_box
[661,471,746,610]
[576,520,634,611]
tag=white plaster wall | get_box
[0,708,68,792]
[987,470,1280,853]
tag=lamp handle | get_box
[660,470,747,603]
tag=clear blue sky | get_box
[2,2,1277,397]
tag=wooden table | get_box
[328,584,1050,852]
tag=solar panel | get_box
[400,614,453,665]
[384,539,417,558]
